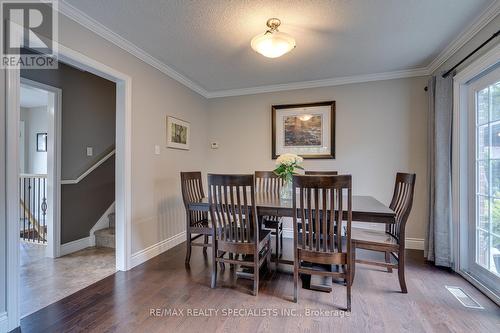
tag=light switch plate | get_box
[154,145,161,155]
[86,147,93,156]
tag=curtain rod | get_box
[442,29,500,78]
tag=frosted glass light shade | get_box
[251,30,296,58]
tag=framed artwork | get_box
[272,101,335,159]
[166,116,190,150]
[36,133,47,152]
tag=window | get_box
[475,79,500,276]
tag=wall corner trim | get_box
[130,231,186,269]
[204,68,429,98]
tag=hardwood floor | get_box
[15,239,499,333]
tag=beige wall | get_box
[207,77,429,240]
[56,14,209,253]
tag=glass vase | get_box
[280,179,293,201]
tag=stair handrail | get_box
[61,149,115,185]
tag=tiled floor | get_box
[20,241,116,316]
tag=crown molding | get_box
[205,67,429,98]
[58,0,498,99]
[427,0,500,74]
[58,1,210,97]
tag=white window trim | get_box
[452,43,500,306]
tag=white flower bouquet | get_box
[274,153,304,184]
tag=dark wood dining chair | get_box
[305,171,338,175]
[180,172,212,265]
[292,175,353,311]
[351,172,416,293]
[255,171,284,268]
[208,174,272,296]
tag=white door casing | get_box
[5,42,132,331]
[20,78,61,259]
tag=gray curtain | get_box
[425,75,453,267]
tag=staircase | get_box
[19,174,48,243]
[94,212,115,248]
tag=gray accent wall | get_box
[61,156,115,244]
[21,62,116,245]
[21,62,116,180]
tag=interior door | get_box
[468,65,500,298]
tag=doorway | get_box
[5,43,132,331]
[19,80,59,260]
[18,73,120,317]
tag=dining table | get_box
[188,191,396,292]
[189,192,395,224]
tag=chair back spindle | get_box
[293,175,352,257]
[255,171,283,193]
[180,172,207,226]
[386,173,416,242]
[208,174,258,244]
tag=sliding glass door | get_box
[468,66,500,298]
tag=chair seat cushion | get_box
[351,227,398,246]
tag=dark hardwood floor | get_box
[15,239,499,333]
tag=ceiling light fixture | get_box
[251,18,296,58]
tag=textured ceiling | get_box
[64,0,495,92]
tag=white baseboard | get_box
[405,238,425,250]
[0,312,8,333]
[60,236,91,256]
[130,231,186,269]
[281,228,424,250]
[89,202,115,246]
